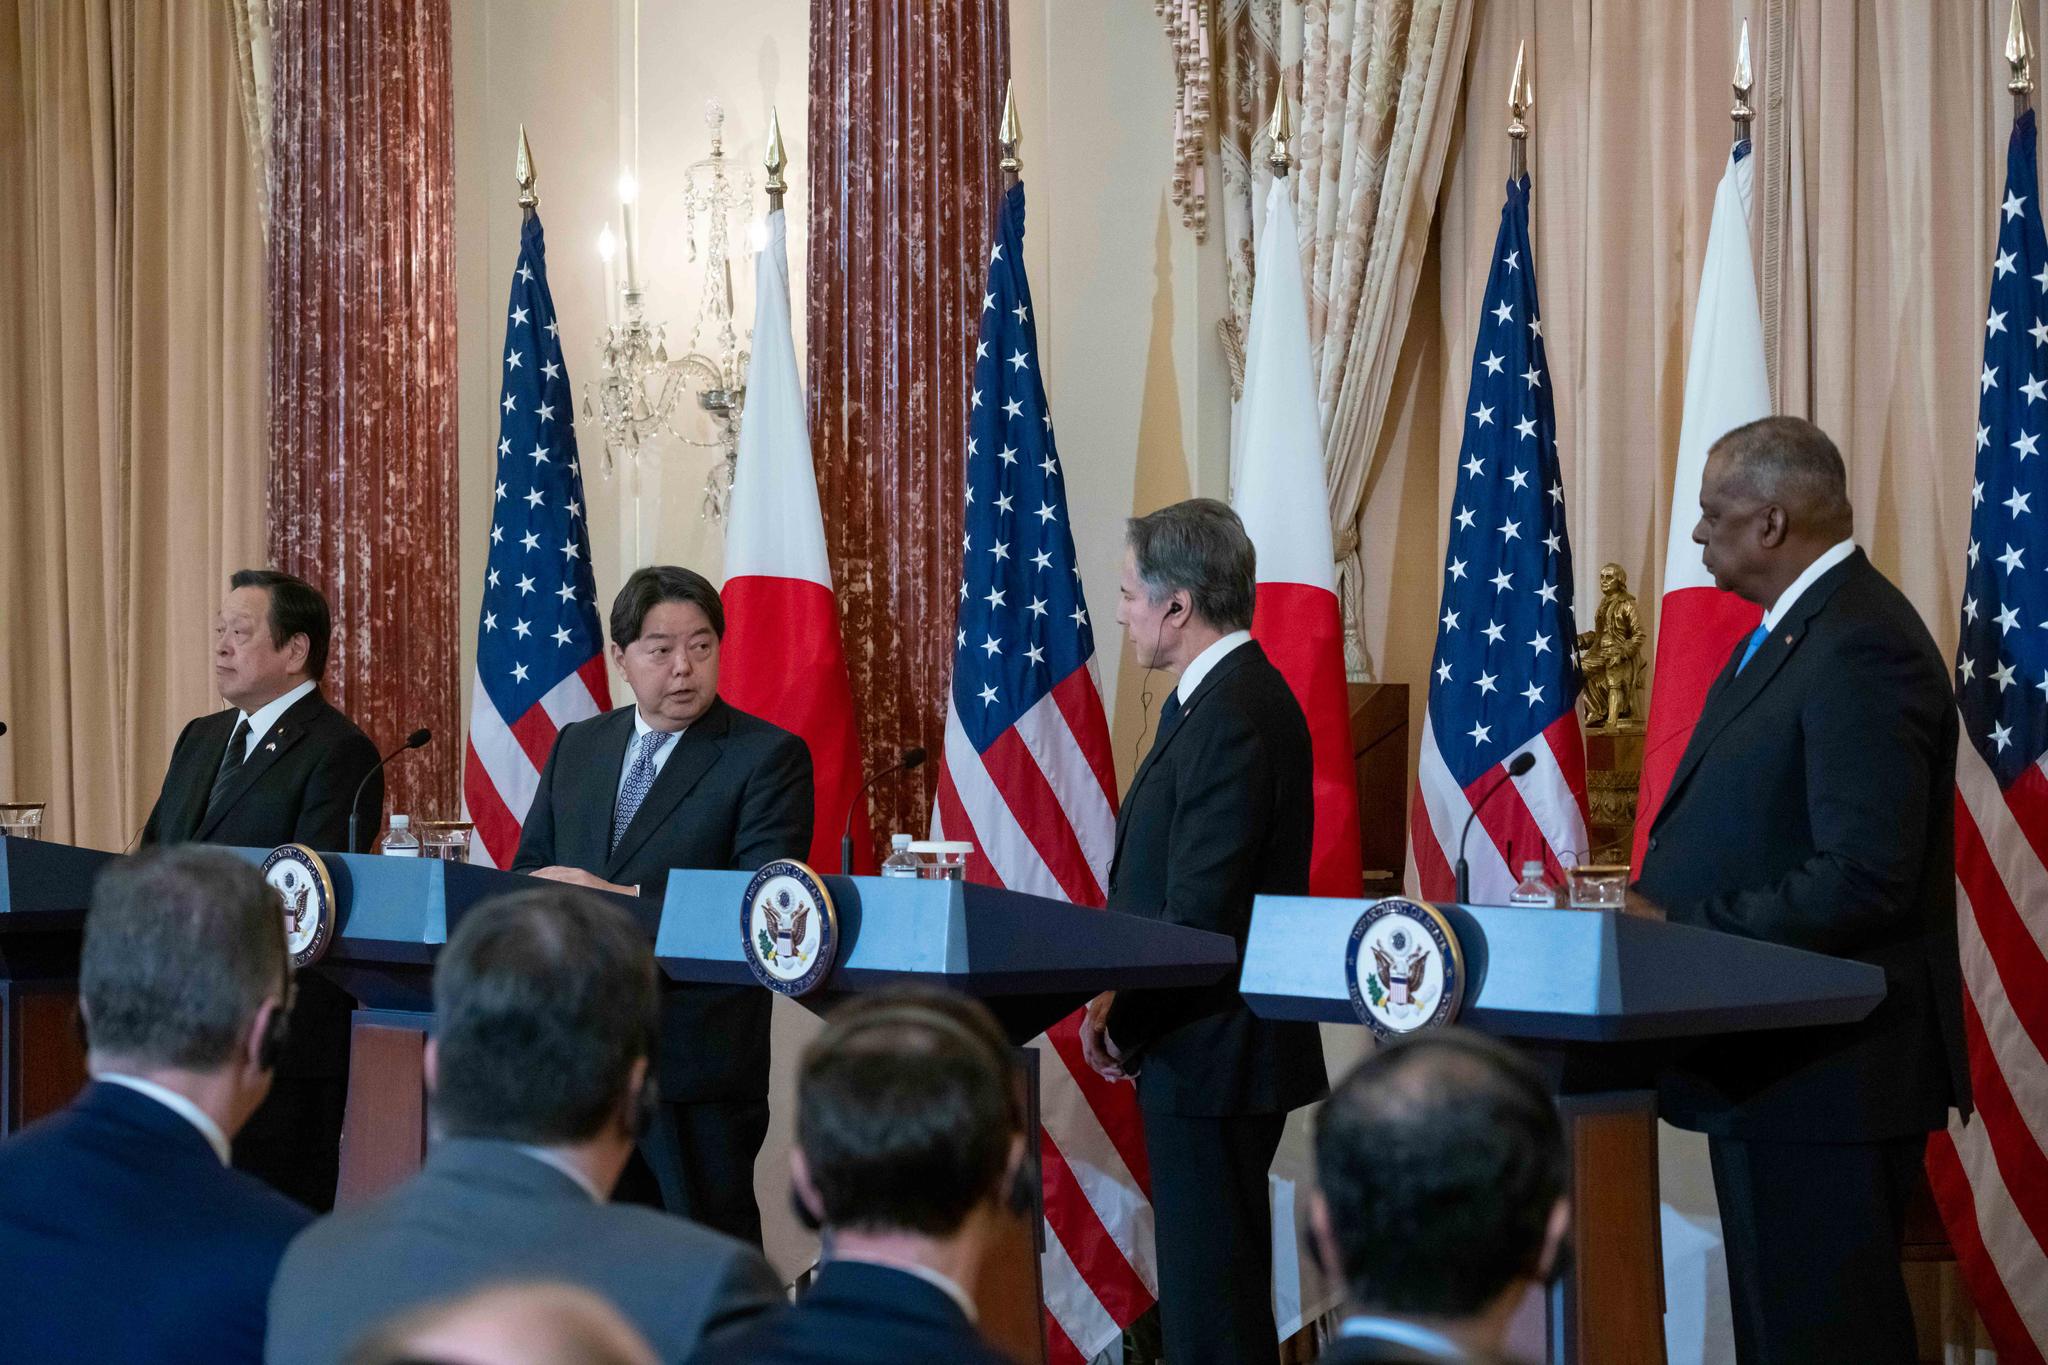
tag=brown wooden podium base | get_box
[335,1009,431,1206]
[0,982,87,1134]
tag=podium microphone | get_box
[349,728,432,854]
[1454,750,1535,903]
[840,747,927,874]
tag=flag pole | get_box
[1731,20,1754,148]
[999,80,1021,189]
[764,106,788,212]
[1266,81,1293,179]
[2010,0,2033,118]
[1507,40,1530,181]
[515,123,538,219]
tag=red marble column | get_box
[807,0,1010,848]
[266,0,460,822]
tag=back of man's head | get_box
[1709,415,1853,538]
[1314,1030,1567,1320]
[432,888,658,1145]
[81,847,287,1071]
[796,988,1022,1236]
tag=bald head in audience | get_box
[345,1282,657,1365]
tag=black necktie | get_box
[207,718,251,818]
[1143,690,1184,766]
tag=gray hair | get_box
[1125,498,1257,631]
[82,847,288,1070]
[1710,416,1853,532]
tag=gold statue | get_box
[1578,563,1646,732]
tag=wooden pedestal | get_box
[335,1009,430,1206]
[0,982,87,1133]
[1348,683,1410,892]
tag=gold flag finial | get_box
[1266,82,1293,174]
[515,123,538,208]
[764,106,788,199]
[999,81,1021,177]
[2010,0,2035,96]
[1732,19,1755,138]
[1508,40,1531,140]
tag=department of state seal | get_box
[263,843,336,968]
[741,859,839,997]
[1344,897,1465,1039]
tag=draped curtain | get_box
[806,0,1010,848]
[0,0,268,848]
[267,0,460,822]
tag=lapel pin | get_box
[265,741,277,752]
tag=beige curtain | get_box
[0,0,267,848]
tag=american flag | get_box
[1408,175,1589,903]
[1927,106,2048,1364]
[461,212,610,867]
[930,182,1156,1364]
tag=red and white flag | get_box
[720,207,866,872]
[1234,179,1364,899]
[1631,143,1771,872]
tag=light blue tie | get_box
[612,730,675,854]
[1736,623,1770,673]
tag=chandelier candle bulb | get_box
[617,171,640,290]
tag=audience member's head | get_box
[80,846,291,1134]
[1312,1030,1569,1345]
[428,888,658,1190]
[1696,415,1855,605]
[344,1281,657,1365]
[217,568,332,709]
[792,988,1026,1248]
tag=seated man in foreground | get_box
[267,886,783,1365]
[690,988,1028,1365]
[0,847,311,1365]
[1311,1030,1569,1365]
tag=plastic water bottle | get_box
[377,814,421,857]
[879,833,920,878]
[1507,860,1557,907]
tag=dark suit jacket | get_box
[140,688,383,1078]
[684,1260,1013,1365]
[266,1138,782,1365]
[140,688,384,853]
[512,697,813,1100]
[1637,550,1970,1141]
[1318,1331,1517,1365]
[0,1082,312,1365]
[1104,640,1327,1117]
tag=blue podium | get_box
[0,839,117,1132]
[657,870,1240,1365]
[215,849,645,1205]
[1241,897,1886,1365]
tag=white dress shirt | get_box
[95,1073,232,1165]
[614,708,685,809]
[514,1145,604,1202]
[1760,539,1857,634]
[1335,1315,1465,1359]
[231,678,318,758]
[1175,629,1253,706]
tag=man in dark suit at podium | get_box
[0,848,310,1365]
[1635,418,1969,1365]
[513,565,813,1246]
[141,568,382,1211]
[1077,499,1328,1365]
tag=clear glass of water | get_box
[1568,864,1628,910]
[0,803,46,840]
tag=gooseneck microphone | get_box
[840,747,928,873]
[349,728,432,854]
[1454,750,1536,904]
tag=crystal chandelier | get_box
[583,173,685,474]
[673,98,753,521]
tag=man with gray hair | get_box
[1076,497,1327,1365]
[1635,416,1968,1363]
[0,847,311,1364]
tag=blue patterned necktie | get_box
[1736,623,1770,674]
[611,729,675,854]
